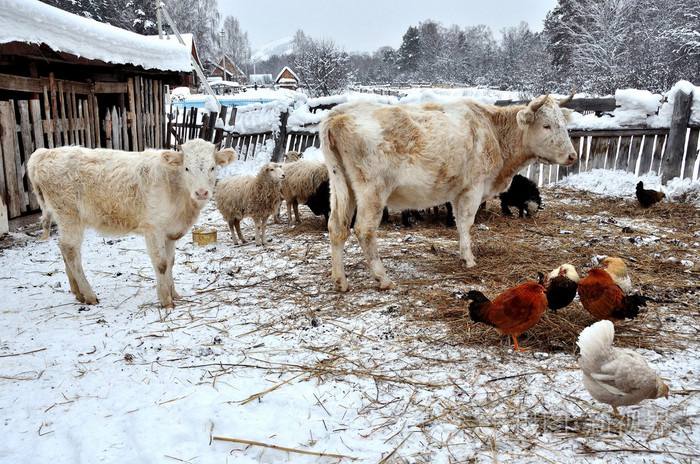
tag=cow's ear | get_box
[215,148,236,166]
[162,150,183,166]
[561,107,575,122]
[517,108,535,127]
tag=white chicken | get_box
[577,320,669,415]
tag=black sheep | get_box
[499,174,542,218]
[304,179,331,223]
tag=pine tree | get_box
[397,26,421,78]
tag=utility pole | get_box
[155,0,163,39]
[220,29,225,80]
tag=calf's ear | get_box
[162,150,184,166]
[516,108,535,127]
[561,107,575,122]
[215,148,236,166]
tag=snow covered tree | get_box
[397,26,421,78]
[219,16,251,70]
[293,37,351,96]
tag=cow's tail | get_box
[27,148,53,240]
[320,115,355,233]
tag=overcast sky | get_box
[219,0,557,54]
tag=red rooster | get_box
[577,257,648,321]
[467,276,548,351]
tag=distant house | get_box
[0,0,193,222]
[208,56,247,84]
[249,74,273,86]
[207,77,241,95]
[275,66,300,90]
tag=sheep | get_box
[499,174,542,218]
[215,162,285,246]
[27,139,235,308]
[279,158,329,225]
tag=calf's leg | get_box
[454,190,483,268]
[145,232,174,308]
[58,224,98,304]
[164,238,180,299]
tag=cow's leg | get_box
[454,191,482,268]
[58,224,98,304]
[164,238,180,300]
[354,190,393,290]
[445,202,456,227]
[145,232,174,309]
[500,198,513,216]
[328,194,354,293]
[234,219,246,244]
[39,210,52,240]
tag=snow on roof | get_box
[0,0,192,72]
[275,66,300,84]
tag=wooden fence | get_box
[0,73,167,219]
[167,104,321,162]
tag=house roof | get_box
[0,0,191,72]
[275,66,300,84]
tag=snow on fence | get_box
[0,73,167,220]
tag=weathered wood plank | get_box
[41,85,54,149]
[0,101,22,217]
[17,100,34,210]
[663,89,693,183]
[637,134,655,175]
[134,76,144,151]
[683,127,700,180]
[627,135,643,173]
[94,82,128,94]
[127,78,138,151]
[112,106,120,150]
[104,110,113,149]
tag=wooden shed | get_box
[208,56,248,84]
[0,0,193,223]
[275,66,300,90]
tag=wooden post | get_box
[0,101,21,218]
[662,90,693,184]
[0,196,7,235]
[271,109,289,162]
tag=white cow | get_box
[320,96,577,291]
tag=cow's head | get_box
[517,95,577,166]
[162,139,236,203]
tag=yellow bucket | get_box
[192,227,217,246]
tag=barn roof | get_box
[0,0,192,72]
[275,66,300,84]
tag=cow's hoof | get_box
[83,294,99,305]
[461,258,476,268]
[171,288,181,300]
[378,279,395,290]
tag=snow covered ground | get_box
[1,182,698,463]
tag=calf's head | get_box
[517,95,577,166]
[162,139,235,203]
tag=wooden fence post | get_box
[662,90,693,184]
[271,110,289,162]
